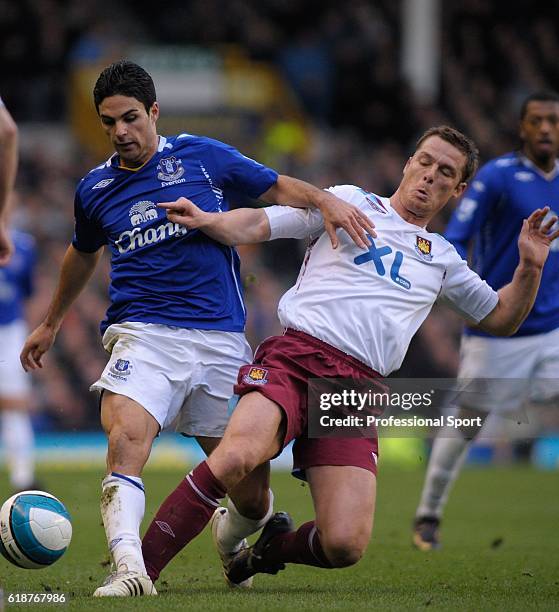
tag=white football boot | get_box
[210,506,253,588]
[93,570,157,597]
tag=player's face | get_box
[520,101,559,166]
[98,95,160,167]
[397,136,467,224]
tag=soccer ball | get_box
[0,490,72,569]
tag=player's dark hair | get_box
[93,60,156,113]
[520,91,559,119]
[415,125,479,183]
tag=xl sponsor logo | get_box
[354,235,411,290]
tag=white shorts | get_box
[90,322,252,435]
[457,327,559,413]
[0,320,30,397]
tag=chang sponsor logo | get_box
[129,201,158,226]
[115,221,188,254]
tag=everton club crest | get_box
[415,236,433,261]
[157,156,185,182]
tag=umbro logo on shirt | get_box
[92,178,115,189]
[514,171,535,182]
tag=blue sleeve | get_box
[72,188,107,253]
[204,138,278,199]
[444,162,504,259]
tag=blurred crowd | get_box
[2,0,559,430]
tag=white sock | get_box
[101,472,147,574]
[1,410,35,489]
[416,428,470,520]
[218,490,275,554]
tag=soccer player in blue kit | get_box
[414,92,559,550]
[0,202,37,492]
[19,61,375,597]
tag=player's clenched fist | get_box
[20,323,57,371]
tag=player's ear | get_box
[403,156,412,174]
[150,102,160,122]
[454,181,467,199]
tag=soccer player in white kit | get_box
[141,125,559,583]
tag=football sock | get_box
[263,521,333,568]
[101,472,147,575]
[142,461,226,582]
[1,410,35,489]
[416,428,469,519]
[217,489,275,554]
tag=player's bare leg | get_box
[307,465,375,567]
[94,391,159,597]
[225,465,376,584]
[414,407,486,550]
[197,436,273,587]
[0,396,36,491]
[142,392,283,582]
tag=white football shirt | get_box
[264,184,498,375]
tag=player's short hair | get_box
[415,125,479,183]
[520,91,559,119]
[93,61,156,113]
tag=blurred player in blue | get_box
[414,92,559,550]
[0,95,18,264]
[19,61,374,597]
[0,196,37,492]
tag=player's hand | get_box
[517,207,559,269]
[316,192,376,249]
[20,323,57,371]
[158,197,212,229]
[0,221,14,266]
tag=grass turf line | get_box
[0,465,557,611]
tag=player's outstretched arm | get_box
[0,102,18,265]
[20,245,103,371]
[477,207,559,336]
[160,198,270,245]
[259,175,376,249]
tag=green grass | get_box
[1,464,558,610]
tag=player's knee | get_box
[215,446,260,482]
[107,425,151,468]
[321,532,368,568]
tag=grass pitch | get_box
[1,463,558,611]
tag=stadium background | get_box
[1,0,558,468]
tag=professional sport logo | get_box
[242,367,269,385]
[108,358,133,380]
[129,201,158,226]
[157,156,185,182]
[415,236,433,261]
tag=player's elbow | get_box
[0,112,18,144]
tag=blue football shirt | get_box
[0,230,36,325]
[73,134,278,334]
[445,152,559,337]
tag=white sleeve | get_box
[263,205,325,241]
[439,249,499,322]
